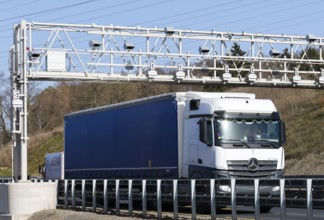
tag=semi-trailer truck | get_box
[63,91,285,181]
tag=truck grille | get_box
[227,160,278,179]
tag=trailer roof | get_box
[65,92,183,118]
[65,91,256,118]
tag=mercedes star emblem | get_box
[247,158,259,171]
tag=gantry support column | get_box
[11,20,28,182]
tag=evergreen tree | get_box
[299,47,323,72]
[279,48,291,59]
[230,42,246,57]
[279,48,297,71]
[229,42,249,76]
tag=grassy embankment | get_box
[0,127,64,177]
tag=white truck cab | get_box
[180,92,285,180]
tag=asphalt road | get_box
[29,206,324,220]
[213,206,324,220]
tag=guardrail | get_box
[1,177,323,219]
[0,176,40,183]
[49,178,324,220]
[0,177,13,183]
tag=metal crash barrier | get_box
[39,178,324,220]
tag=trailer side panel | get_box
[64,95,179,179]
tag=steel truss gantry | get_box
[10,20,324,180]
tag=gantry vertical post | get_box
[20,20,28,182]
[11,20,28,182]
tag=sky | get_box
[1,0,324,78]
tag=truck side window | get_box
[198,118,213,146]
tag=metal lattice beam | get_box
[11,21,324,88]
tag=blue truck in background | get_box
[40,152,64,180]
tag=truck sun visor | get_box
[215,111,280,120]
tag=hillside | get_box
[1,87,324,177]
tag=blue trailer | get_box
[64,93,180,179]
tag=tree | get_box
[280,48,294,69]
[0,96,11,148]
[279,48,291,59]
[299,47,324,72]
[0,72,11,148]
[230,42,246,57]
[229,42,249,77]
[28,82,77,132]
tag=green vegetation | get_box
[0,167,11,176]
[27,128,64,176]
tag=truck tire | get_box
[260,206,272,213]
[190,172,202,179]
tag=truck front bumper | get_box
[211,169,284,195]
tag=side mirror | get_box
[38,164,44,174]
[280,121,286,144]
[198,118,213,146]
[190,99,200,110]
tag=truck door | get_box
[188,118,215,177]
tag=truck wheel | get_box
[260,206,272,213]
[190,172,202,179]
[147,200,157,211]
[190,172,208,196]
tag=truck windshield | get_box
[215,118,280,144]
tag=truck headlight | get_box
[219,185,231,192]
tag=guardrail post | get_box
[280,179,286,220]
[55,180,59,204]
[103,179,108,213]
[173,179,178,220]
[71,179,75,208]
[231,178,237,220]
[116,179,120,215]
[157,179,162,219]
[92,179,97,212]
[128,179,133,216]
[210,179,216,220]
[64,179,68,209]
[191,179,196,220]
[254,179,260,220]
[142,180,147,218]
[82,179,86,211]
[307,179,313,220]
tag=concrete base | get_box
[0,181,57,220]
